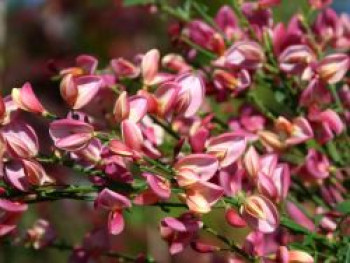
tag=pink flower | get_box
[154,82,179,117]
[11,82,46,114]
[279,45,316,75]
[242,3,273,36]
[244,146,260,178]
[309,0,332,9]
[275,116,314,146]
[141,49,173,86]
[219,164,244,196]
[49,119,95,151]
[206,133,247,168]
[213,69,251,95]
[113,92,148,123]
[160,212,202,254]
[175,72,205,118]
[186,20,225,55]
[72,138,103,166]
[215,6,243,41]
[94,188,132,235]
[183,181,224,214]
[241,195,279,233]
[1,122,39,158]
[317,53,349,84]
[257,163,290,202]
[134,173,171,205]
[142,49,160,85]
[219,41,265,70]
[0,199,27,236]
[110,58,140,79]
[175,154,219,182]
[76,55,98,74]
[305,149,330,180]
[299,79,331,107]
[25,219,56,249]
[313,8,339,44]
[308,107,344,144]
[60,75,102,109]
[277,246,314,263]
[4,159,52,191]
[121,120,143,152]
[162,54,191,73]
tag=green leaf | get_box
[123,0,154,7]
[280,217,309,235]
[336,200,350,214]
[346,244,350,263]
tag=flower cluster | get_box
[0,0,350,262]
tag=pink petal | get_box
[121,120,143,151]
[73,75,102,109]
[128,95,148,123]
[76,55,98,74]
[175,72,205,118]
[108,210,125,235]
[142,49,160,85]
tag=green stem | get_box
[149,115,180,140]
[180,36,218,60]
[203,224,254,261]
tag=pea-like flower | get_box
[94,188,132,235]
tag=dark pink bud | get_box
[191,240,220,253]
[225,208,247,228]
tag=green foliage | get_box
[336,200,350,214]
[123,0,155,6]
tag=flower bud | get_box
[225,208,247,228]
[190,240,220,253]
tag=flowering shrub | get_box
[1,0,350,262]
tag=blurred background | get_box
[0,0,349,262]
